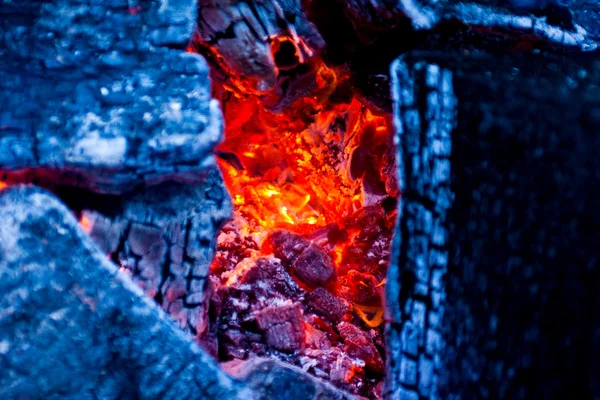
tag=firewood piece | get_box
[389,49,600,399]
[0,0,221,194]
[0,185,240,399]
[195,0,325,89]
[340,0,600,48]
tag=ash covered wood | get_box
[0,0,222,194]
[0,186,356,400]
[388,50,600,399]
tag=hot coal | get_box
[209,224,391,397]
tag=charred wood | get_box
[79,164,231,338]
[0,186,356,400]
[389,49,600,399]
[0,0,221,194]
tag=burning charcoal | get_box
[292,244,336,287]
[337,270,383,306]
[262,230,310,263]
[304,323,332,349]
[381,145,400,198]
[345,205,385,240]
[255,302,305,352]
[306,223,349,252]
[337,322,385,374]
[306,287,351,322]
[194,1,325,99]
[224,329,248,359]
[329,351,366,386]
[240,257,303,299]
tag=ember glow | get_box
[205,42,399,397]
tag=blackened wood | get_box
[0,185,239,399]
[341,0,600,48]
[0,0,222,194]
[388,50,600,399]
[80,164,231,338]
[0,186,357,400]
[195,0,325,88]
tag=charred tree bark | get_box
[388,50,600,399]
[0,186,355,400]
[0,186,238,399]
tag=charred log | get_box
[76,164,231,338]
[0,185,237,399]
[388,50,600,399]
[0,0,221,194]
[0,186,355,400]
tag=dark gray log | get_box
[0,185,357,400]
[388,50,600,399]
[0,0,222,194]
[341,0,600,48]
[0,185,239,399]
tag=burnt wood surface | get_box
[0,186,355,400]
[79,164,231,339]
[388,50,600,399]
[0,0,222,194]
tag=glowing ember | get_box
[199,37,398,398]
[79,215,92,234]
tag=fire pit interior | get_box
[3,0,600,399]
[204,50,397,397]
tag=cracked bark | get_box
[0,186,356,400]
[388,50,600,399]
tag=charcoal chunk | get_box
[306,287,350,321]
[292,244,336,287]
[256,303,305,352]
[337,322,384,374]
[263,230,310,263]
